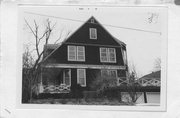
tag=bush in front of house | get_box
[70,84,83,99]
[90,75,117,92]
[89,72,119,100]
[102,87,121,100]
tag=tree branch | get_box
[33,20,40,57]
[54,28,64,44]
[24,19,36,37]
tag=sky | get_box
[21,6,165,77]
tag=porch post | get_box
[143,92,147,103]
[39,67,44,93]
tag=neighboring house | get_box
[37,16,128,94]
[138,71,161,87]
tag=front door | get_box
[77,69,86,87]
[63,69,71,86]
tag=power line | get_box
[24,11,161,35]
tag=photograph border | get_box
[16,4,168,112]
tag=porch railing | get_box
[117,77,128,86]
[39,84,70,94]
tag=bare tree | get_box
[154,57,161,71]
[23,18,71,102]
[126,61,141,104]
[23,46,34,69]
[24,19,56,70]
[128,61,139,80]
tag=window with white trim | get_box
[77,69,86,87]
[100,48,108,62]
[100,48,116,63]
[109,70,117,77]
[77,46,85,61]
[89,28,97,39]
[68,46,76,61]
[68,46,85,61]
[101,69,117,78]
[91,19,94,23]
[109,48,116,62]
[122,49,127,65]
[101,69,109,77]
[63,69,71,86]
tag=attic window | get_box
[91,19,94,23]
[89,28,97,39]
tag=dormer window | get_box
[89,28,97,39]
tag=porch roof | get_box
[41,64,126,70]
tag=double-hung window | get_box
[68,46,85,61]
[100,48,116,63]
[77,69,86,87]
[109,48,116,62]
[89,28,97,39]
[77,46,85,61]
[68,46,76,61]
[101,69,117,78]
[100,48,108,62]
[122,49,127,65]
[109,70,117,78]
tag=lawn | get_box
[30,98,129,105]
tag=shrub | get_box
[90,72,120,100]
[103,87,121,100]
[70,84,83,99]
[90,73,117,92]
[83,91,98,100]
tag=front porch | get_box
[39,84,71,94]
[38,68,72,94]
[37,64,128,95]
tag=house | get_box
[121,71,161,104]
[138,71,161,87]
[134,71,161,104]
[37,16,128,95]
